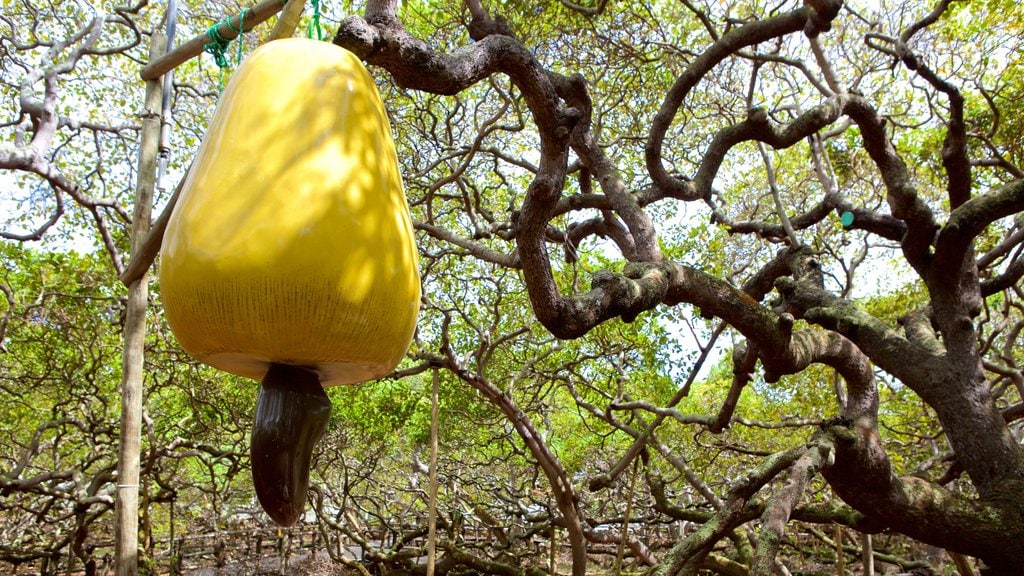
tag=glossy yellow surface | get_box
[160,38,420,386]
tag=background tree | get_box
[2,0,1024,575]
[334,0,1024,573]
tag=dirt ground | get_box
[184,551,355,576]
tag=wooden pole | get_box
[116,30,165,576]
[140,0,288,81]
[833,525,845,576]
[426,369,440,576]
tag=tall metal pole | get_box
[156,0,177,196]
[115,30,165,576]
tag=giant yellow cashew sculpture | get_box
[161,38,420,526]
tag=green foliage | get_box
[3,0,1024,572]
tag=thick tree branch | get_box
[750,442,834,576]
[820,421,1024,569]
[843,99,939,275]
[936,179,1024,277]
[645,7,832,202]
[775,274,943,395]
[687,98,847,202]
[561,74,661,261]
[655,447,805,576]
[335,17,567,136]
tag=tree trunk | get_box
[115,30,164,576]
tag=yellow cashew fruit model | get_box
[160,38,420,526]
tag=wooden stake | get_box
[426,368,440,576]
[116,30,165,576]
[140,0,289,81]
[834,525,845,576]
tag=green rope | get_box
[307,0,322,40]
[234,8,248,67]
[203,23,231,68]
[203,8,251,92]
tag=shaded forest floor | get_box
[183,551,352,576]
[177,552,905,576]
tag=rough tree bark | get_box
[332,0,1024,573]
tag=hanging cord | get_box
[235,8,247,65]
[203,7,250,91]
[307,0,322,40]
